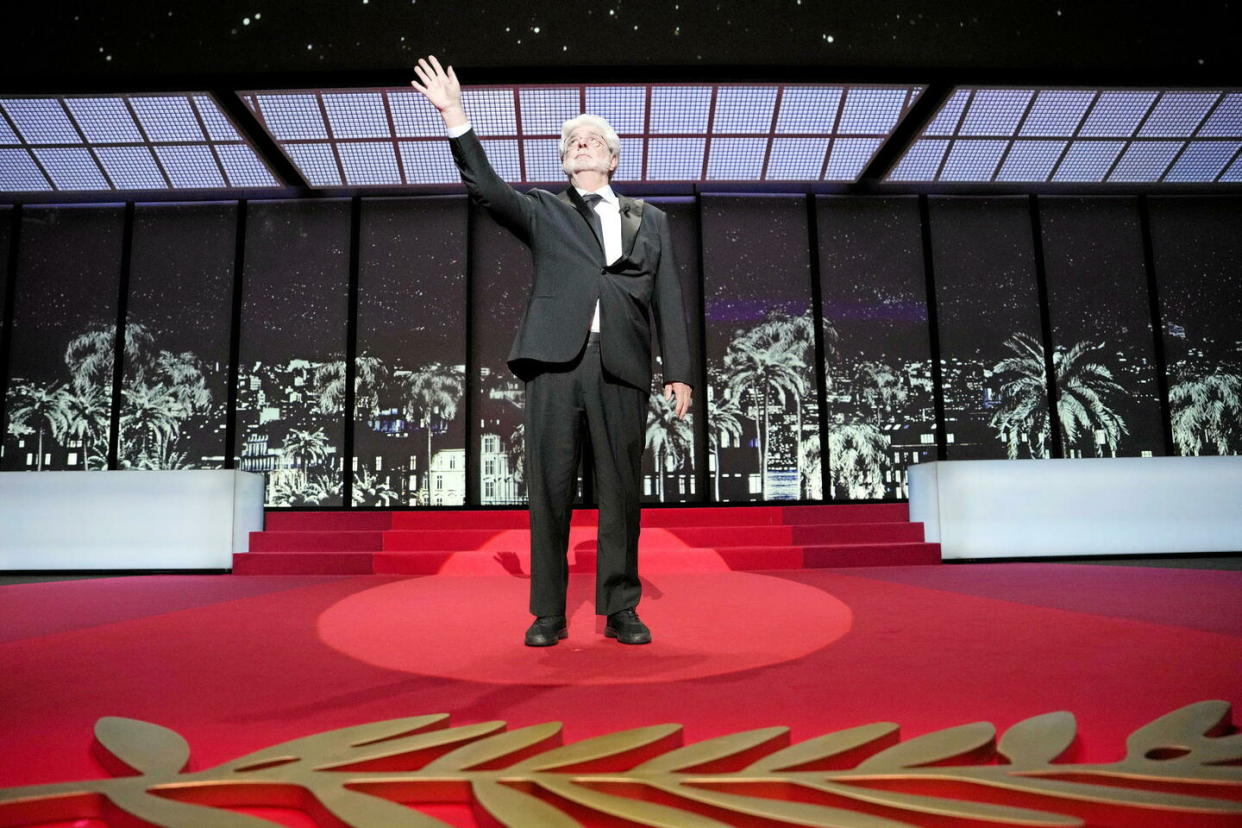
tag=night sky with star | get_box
[7,0,1234,84]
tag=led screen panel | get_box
[1,205,124,471]
[889,88,1242,184]
[1038,197,1165,457]
[470,204,535,507]
[244,83,923,186]
[929,197,1049,460]
[0,207,11,456]
[0,94,281,193]
[120,203,238,469]
[1149,196,1242,456]
[233,199,352,506]
[701,195,820,502]
[817,196,935,499]
[641,198,702,503]
[354,196,468,506]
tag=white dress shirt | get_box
[447,122,618,335]
[575,184,621,333]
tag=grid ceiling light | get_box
[0,94,282,192]
[240,83,925,187]
[888,88,1242,184]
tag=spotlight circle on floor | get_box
[317,572,852,685]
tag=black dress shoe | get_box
[605,609,651,645]
[524,615,567,647]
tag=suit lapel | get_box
[618,195,644,259]
[559,189,604,252]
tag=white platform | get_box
[0,470,265,570]
[908,457,1242,560]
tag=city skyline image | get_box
[3,194,1240,504]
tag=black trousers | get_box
[524,333,648,617]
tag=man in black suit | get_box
[412,56,694,646]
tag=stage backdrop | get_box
[122,202,237,471]
[817,196,935,500]
[354,197,466,507]
[1149,197,1242,460]
[2,205,124,474]
[1038,197,1164,459]
[1,194,1240,507]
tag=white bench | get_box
[0,470,264,570]
[908,457,1242,560]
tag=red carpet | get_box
[317,572,854,685]
[1,564,1239,826]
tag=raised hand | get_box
[411,55,461,114]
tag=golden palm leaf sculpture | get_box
[0,701,1239,826]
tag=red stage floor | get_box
[1,564,1239,826]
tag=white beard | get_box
[562,154,613,177]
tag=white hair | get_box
[559,114,621,168]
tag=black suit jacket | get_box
[449,128,694,392]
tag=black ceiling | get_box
[6,0,1238,92]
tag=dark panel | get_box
[641,197,702,503]
[234,199,351,506]
[818,196,934,499]
[2,205,124,471]
[929,197,1048,460]
[1149,196,1242,456]
[0,206,10,409]
[1039,197,1164,458]
[120,202,237,469]
[470,204,532,506]
[354,196,468,506]
[0,206,11,443]
[702,195,820,502]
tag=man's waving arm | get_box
[411,56,533,239]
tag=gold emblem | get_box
[1,701,1239,826]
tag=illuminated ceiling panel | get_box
[242,82,925,186]
[0,93,281,193]
[888,87,1242,184]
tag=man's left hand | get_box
[663,382,693,420]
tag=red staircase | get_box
[234,504,941,575]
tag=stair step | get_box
[262,503,912,533]
[234,541,941,575]
[374,522,922,551]
[240,504,938,574]
[264,512,396,531]
[249,530,386,552]
[231,552,375,575]
[802,542,942,568]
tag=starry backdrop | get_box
[1147,196,1242,458]
[1038,197,1165,457]
[6,0,1233,82]
[701,195,818,500]
[123,202,239,467]
[818,196,929,364]
[641,197,702,503]
[701,195,811,343]
[354,197,467,506]
[1149,196,1242,370]
[234,199,352,504]
[817,196,935,496]
[1,206,124,471]
[927,197,1048,460]
[3,3,1241,495]
[470,204,536,506]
